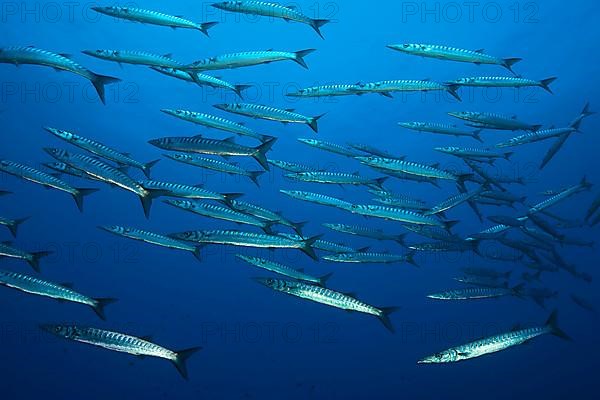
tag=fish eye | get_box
[266,278,274,284]
[55,326,61,333]
[403,44,409,48]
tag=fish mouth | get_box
[39,323,58,334]
[211,3,225,9]
[160,109,176,116]
[212,104,227,110]
[251,277,269,286]
[81,50,96,57]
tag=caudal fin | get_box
[293,49,316,69]
[91,298,117,320]
[472,129,484,143]
[72,188,99,212]
[405,251,419,268]
[444,84,462,101]
[300,234,323,261]
[248,171,265,187]
[142,159,160,179]
[171,347,202,380]
[27,251,53,272]
[252,137,277,171]
[310,19,330,39]
[377,306,400,333]
[198,21,218,36]
[545,310,571,340]
[502,57,522,75]
[191,246,202,262]
[140,195,153,219]
[318,272,334,287]
[291,220,307,236]
[90,73,121,105]
[307,113,326,133]
[6,216,29,237]
[540,77,557,94]
[233,84,252,99]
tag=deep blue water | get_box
[1,1,599,399]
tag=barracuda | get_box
[148,135,276,171]
[223,198,305,235]
[164,153,264,187]
[280,190,353,210]
[323,251,416,266]
[322,223,406,245]
[347,143,400,159]
[0,242,52,272]
[160,109,269,142]
[446,76,557,93]
[349,204,457,230]
[461,267,512,280]
[350,79,461,101]
[297,138,359,157]
[150,67,251,98]
[0,216,28,238]
[448,111,542,131]
[462,159,506,192]
[212,1,329,38]
[236,255,331,285]
[44,127,159,178]
[82,49,184,68]
[92,6,217,35]
[418,311,569,363]
[0,159,97,212]
[184,49,316,71]
[165,200,274,233]
[44,148,156,217]
[371,166,442,187]
[401,225,463,242]
[372,195,429,211]
[467,223,511,240]
[528,178,592,214]
[138,180,240,202]
[387,44,521,74]
[286,171,387,188]
[453,276,509,288]
[44,161,104,183]
[0,46,120,104]
[269,159,322,173]
[214,103,324,133]
[254,277,398,332]
[287,84,363,97]
[434,146,513,161]
[398,122,483,142]
[0,269,115,319]
[356,156,462,181]
[408,240,478,253]
[487,215,528,227]
[99,225,201,261]
[427,285,522,300]
[277,233,365,254]
[425,186,486,215]
[41,324,200,379]
[171,230,321,260]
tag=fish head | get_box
[91,6,115,15]
[211,2,237,11]
[147,138,169,148]
[43,147,69,160]
[386,43,421,53]
[39,324,73,338]
[98,225,126,234]
[252,277,290,291]
[417,349,457,364]
[170,231,197,241]
[44,127,74,140]
[297,138,317,145]
[160,108,185,118]
[213,103,231,111]
[82,49,112,58]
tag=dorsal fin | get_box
[475,48,485,53]
[285,108,295,112]
[61,282,75,288]
[223,136,235,143]
[163,53,173,59]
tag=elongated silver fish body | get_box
[0,242,52,272]
[276,233,358,253]
[0,46,120,104]
[349,204,450,228]
[165,200,271,231]
[402,225,462,242]
[224,199,301,234]
[184,49,315,71]
[409,240,477,252]
[323,251,413,264]
[44,127,157,178]
[348,143,399,159]
[350,79,460,100]
[82,49,183,68]
[44,161,101,182]
[425,186,486,215]
[92,6,217,34]
[447,76,556,93]
[357,156,459,181]
[287,84,362,97]
[528,178,592,214]
[388,44,521,73]
[418,311,568,363]
[100,225,199,255]
[269,159,320,173]
[151,67,248,97]
[236,255,328,285]
[495,127,576,148]
[161,109,267,142]
[448,111,541,131]
[0,159,78,197]
[298,139,359,157]
[164,153,263,185]
[322,223,405,244]
[467,223,511,240]
[139,180,229,202]
[286,171,385,187]
[399,122,482,141]
[427,286,518,300]
[212,1,329,37]
[280,190,352,210]
[214,103,323,132]
[434,146,513,160]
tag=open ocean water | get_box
[1,1,599,399]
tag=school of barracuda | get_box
[0,1,597,379]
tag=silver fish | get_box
[214,103,324,133]
[446,76,556,93]
[82,49,184,68]
[323,251,416,266]
[399,122,483,142]
[280,190,353,210]
[184,49,316,71]
[236,255,331,285]
[448,111,541,131]
[0,216,29,238]
[427,284,523,300]
[298,138,359,157]
[150,67,250,98]
[350,79,461,101]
